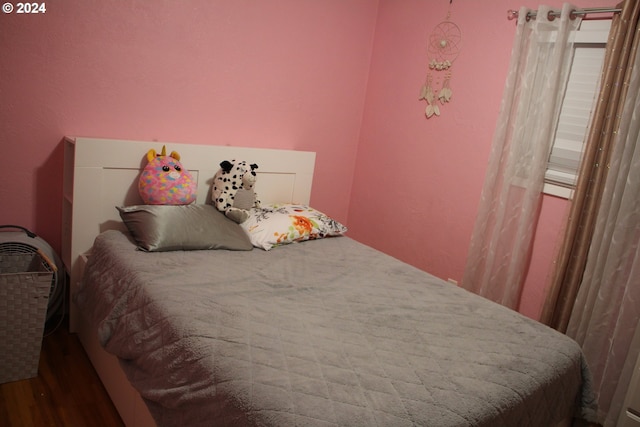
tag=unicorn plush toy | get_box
[138,146,196,205]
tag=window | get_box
[544,19,611,199]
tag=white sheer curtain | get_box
[567,30,640,425]
[462,4,581,309]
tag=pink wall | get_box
[1,0,609,321]
[349,0,608,319]
[0,0,378,252]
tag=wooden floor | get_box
[0,318,124,427]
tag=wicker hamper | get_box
[0,251,53,384]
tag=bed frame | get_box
[61,136,316,427]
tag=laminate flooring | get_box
[0,318,124,427]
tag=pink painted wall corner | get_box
[1,0,609,320]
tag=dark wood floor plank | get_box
[0,319,124,427]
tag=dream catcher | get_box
[419,4,462,118]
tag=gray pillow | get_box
[117,204,253,252]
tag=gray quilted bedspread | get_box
[76,230,596,427]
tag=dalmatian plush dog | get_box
[211,159,260,223]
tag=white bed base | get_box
[62,136,316,427]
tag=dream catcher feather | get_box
[419,3,462,118]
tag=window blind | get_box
[545,20,610,197]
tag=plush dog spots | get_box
[211,160,260,223]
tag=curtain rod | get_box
[507,6,621,21]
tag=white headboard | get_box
[62,136,316,330]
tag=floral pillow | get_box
[240,204,347,250]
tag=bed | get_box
[63,137,596,427]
